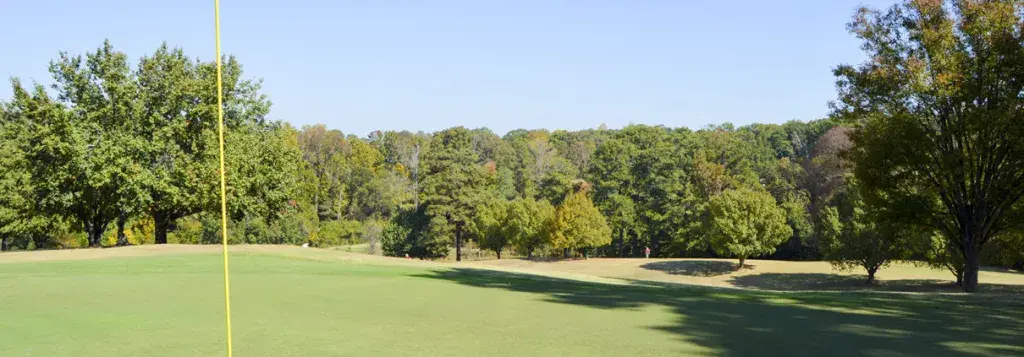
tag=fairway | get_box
[2,248,1022,357]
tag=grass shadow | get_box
[413,267,1024,357]
[640,260,746,277]
[729,273,1024,294]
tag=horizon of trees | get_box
[3,1,1024,294]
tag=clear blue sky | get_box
[0,0,895,137]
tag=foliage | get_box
[6,42,152,248]
[381,219,413,257]
[918,231,967,286]
[420,127,495,261]
[984,230,1024,270]
[818,178,910,283]
[314,220,363,247]
[381,207,448,259]
[833,0,1024,292]
[707,187,792,267]
[136,43,273,244]
[472,198,510,258]
[552,184,612,258]
[361,219,385,255]
[505,197,555,259]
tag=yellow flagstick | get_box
[214,0,234,356]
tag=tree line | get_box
[3,1,1024,293]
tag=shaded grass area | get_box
[729,273,1024,293]
[416,268,1024,357]
[630,258,1024,293]
[641,260,747,277]
[1,252,1022,357]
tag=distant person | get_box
[644,246,651,259]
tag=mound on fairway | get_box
[1,247,1022,357]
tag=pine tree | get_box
[420,127,493,261]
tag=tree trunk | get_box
[619,229,627,257]
[87,221,106,248]
[563,248,570,259]
[153,211,170,244]
[962,247,980,293]
[455,223,463,262]
[1,236,8,251]
[630,232,638,257]
[496,248,502,259]
[527,248,534,260]
[737,258,745,270]
[31,233,48,250]
[866,268,877,284]
[955,268,964,287]
[116,212,129,246]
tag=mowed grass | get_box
[478,257,1024,293]
[1,250,1022,357]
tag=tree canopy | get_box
[833,0,1024,292]
[707,187,792,268]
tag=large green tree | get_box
[552,183,612,258]
[819,177,911,284]
[707,187,792,268]
[473,198,510,259]
[138,44,270,244]
[14,42,153,248]
[834,0,1024,292]
[506,197,555,259]
[420,127,494,261]
[297,124,346,220]
[590,125,684,256]
[0,84,73,250]
[0,105,35,251]
[224,123,301,226]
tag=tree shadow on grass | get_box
[413,268,1024,357]
[640,260,746,277]
[729,273,1024,294]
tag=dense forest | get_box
[4,1,1024,293]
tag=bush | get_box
[362,219,384,255]
[381,220,412,257]
[313,220,363,247]
[382,207,448,259]
[171,217,205,244]
[983,230,1024,270]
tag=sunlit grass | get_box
[1,249,1021,357]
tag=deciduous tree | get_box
[707,187,791,268]
[507,197,555,259]
[834,0,1024,292]
[819,178,910,284]
[552,183,612,258]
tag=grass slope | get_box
[1,250,1022,357]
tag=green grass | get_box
[1,252,1022,357]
